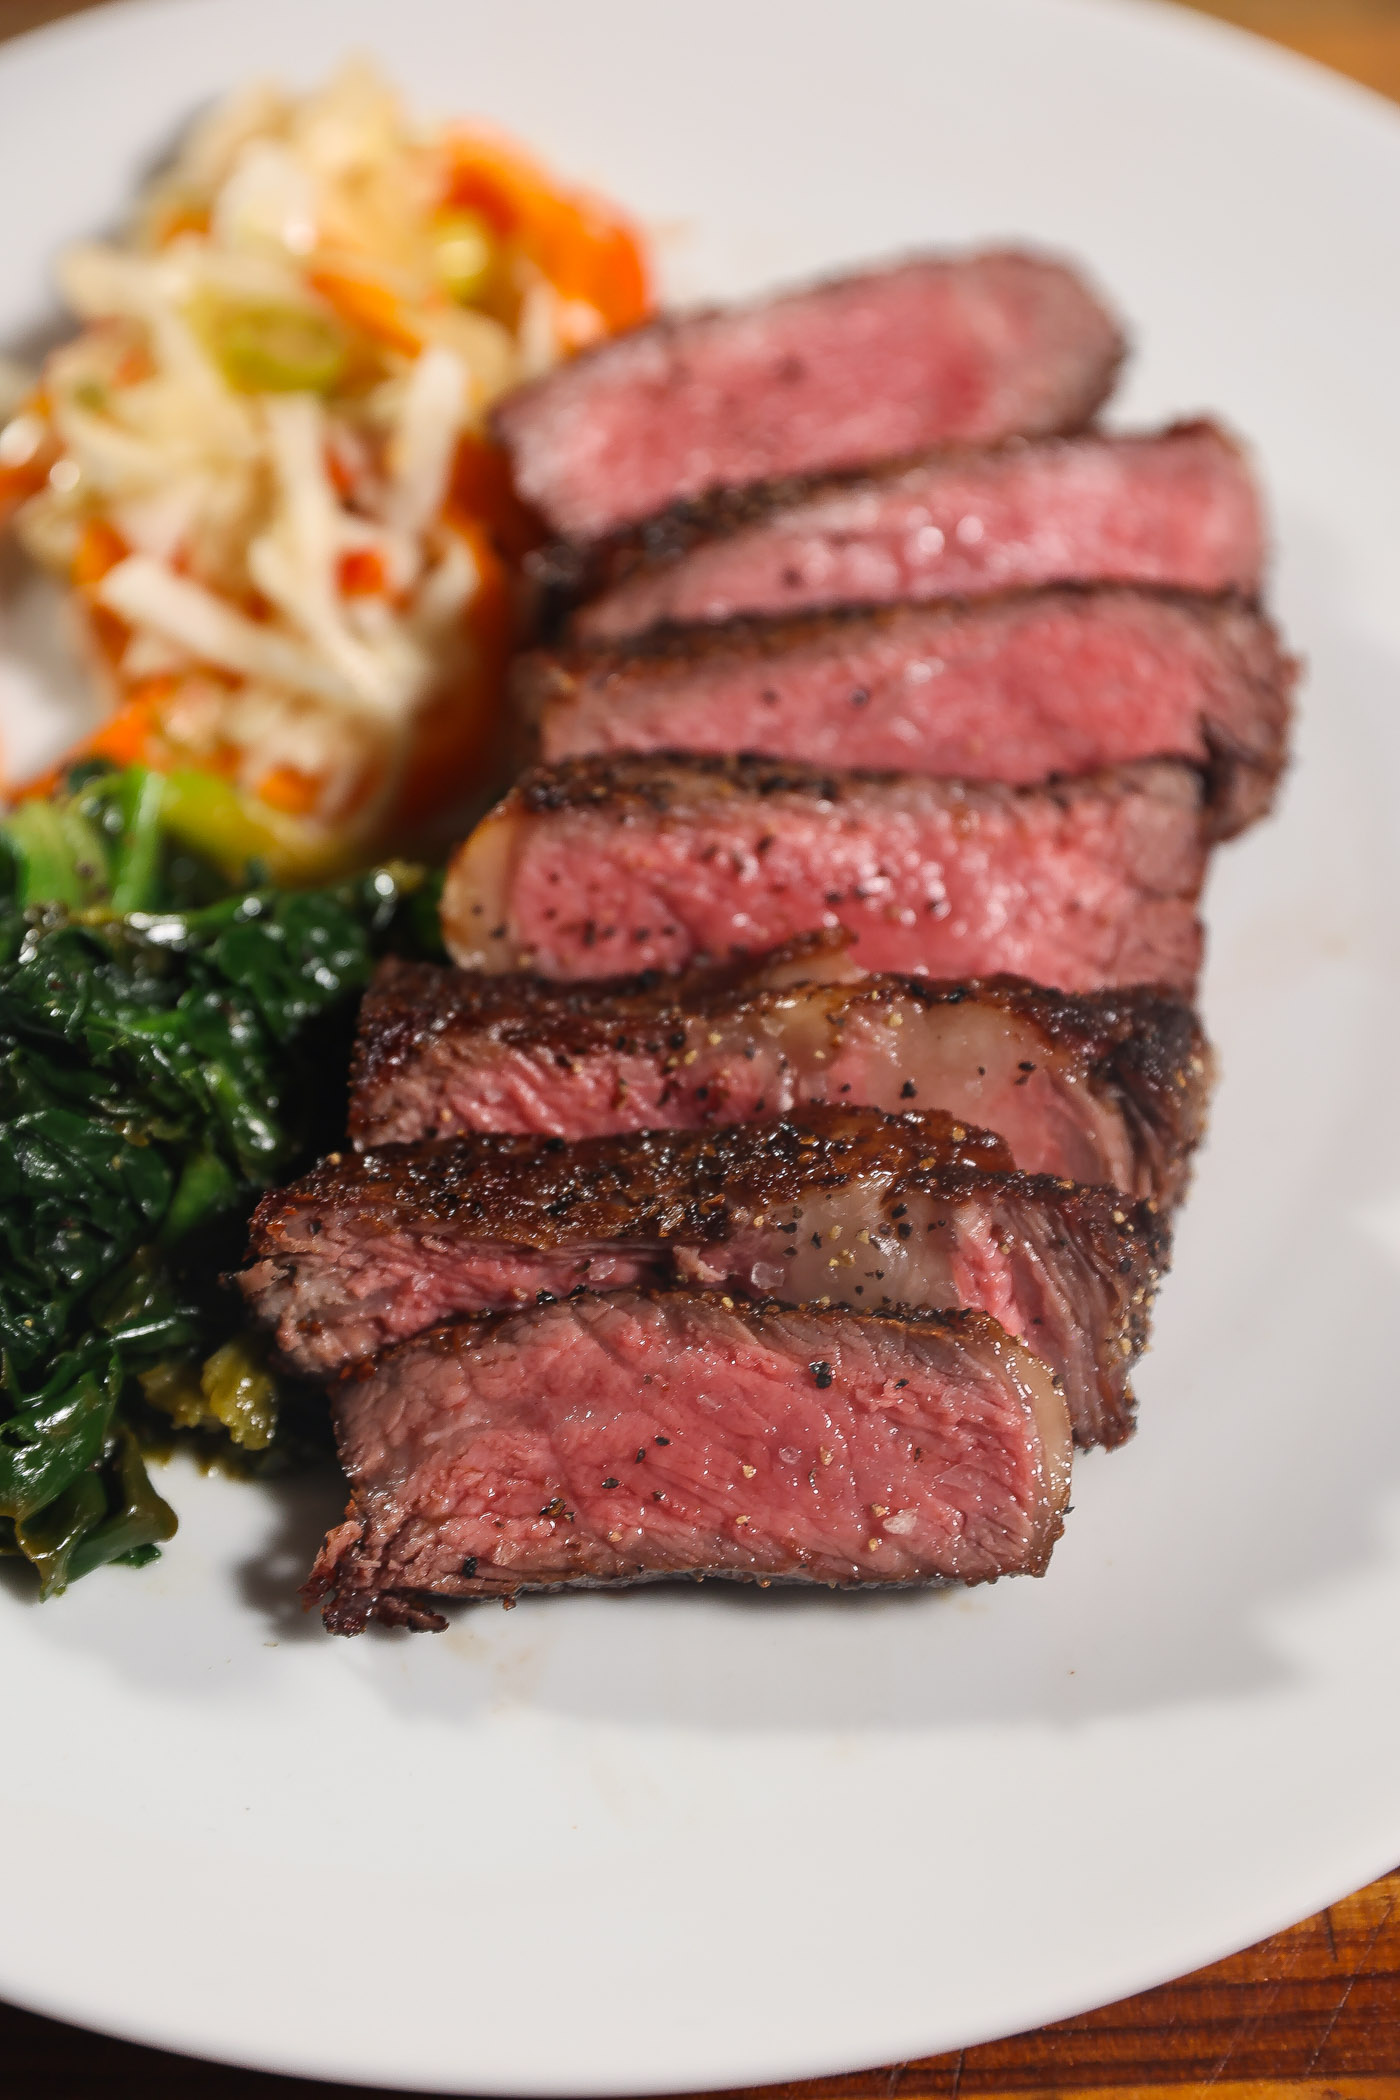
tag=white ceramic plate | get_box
[2,0,1399,2090]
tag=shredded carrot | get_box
[71,518,128,590]
[0,394,57,528]
[68,522,133,670]
[306,263,425,358]
[0,456,50,531]
[83,704,157,772]
[337,547,387,597]
[391,517,511,829]
[1,87,655,849]
[155,203,211,247]
[325,445,356,499]
[453,515,513,667]
[443,131,651,332]
[114,342,156,387]
[13,677,175,801]
[256,763,324,817]
[450,432,544,562]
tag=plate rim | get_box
[2,0,1399,2089]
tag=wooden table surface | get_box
[2,0,1399,2092]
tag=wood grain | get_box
[2,0,1400,2092]
[1186,0,1400,102]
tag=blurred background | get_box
[2,0,1400,94]
[2,0,1400,96]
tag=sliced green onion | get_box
[189,293,348,395]
[433,210,496,305]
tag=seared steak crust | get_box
[306,1290,1073,1631]
[535,421,1264,640]
[493,249,1124,539]
[519,587,1294,839]
[348,952,1210,1208]
[239,1104,1167,1448]
[440,750,1208,991]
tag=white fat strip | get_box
[384,344,467,550]
[96,553,364,710]
[248,394,427,722]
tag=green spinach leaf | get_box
[0,763,444,1592]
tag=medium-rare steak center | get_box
[307,1291,1074,1631]
[347,951,1211,1209]
[544,422,1264,642]
[240,1105,1167,1448]
[440,751,1208,991]
[523,587,1294,840]
[493,249,1123,539]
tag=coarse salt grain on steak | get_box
[492,250,1124,539]
[440,751,1208,992]
[306,1291,1074,1631]
[347,945,1211,1209]
[523,587,1293,839]
[240,1103,1167,1445]
[545,423,1263,642]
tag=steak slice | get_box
[242,1104,1164,1447]
[522,587,1294,839]
[543,422,1263,641]
[348,949,1210,1209]
[492,249,1124,539]
[306,1291,1074,1630]
[440,751,1207,991]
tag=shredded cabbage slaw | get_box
[0,62,649,876]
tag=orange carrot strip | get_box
[154,203,211,247]
[307,264,425,358]
[443,131,652,332]
[391,518,511,829]
[11,682,169,801]
[0,456,51,529]
[450,432,544,561]
[256,763,325,818]
[338,547,387,597]
[71,517,128,589]
[0,394,57,528]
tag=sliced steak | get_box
[348,948,1210,1209]
[242,1104,1164,1447]
[493,250,1124,539]
[523,587,1293,838]
[307,1291,1074,1630]
[543,423,1262,641]
[440,751,1207,992]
